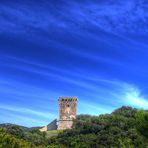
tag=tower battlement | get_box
[59,97,78,101]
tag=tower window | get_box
[66,104,70,107]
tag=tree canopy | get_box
[0,106,148,148]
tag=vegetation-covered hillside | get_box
[0,106,148,148]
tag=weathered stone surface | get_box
[58,97,78,130]
[58,120,73,130]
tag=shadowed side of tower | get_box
[58,97,78,130]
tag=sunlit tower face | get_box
[58,97,78,130]
[59,98,77,120]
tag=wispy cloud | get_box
[0,74,148,126]
[79,81,148,111]
[118,84,148,109]
[1,0,148,35]
[0,104,57,126]
[79,101,114,115]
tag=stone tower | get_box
[58,97,78,130]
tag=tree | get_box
[136,110,148,137]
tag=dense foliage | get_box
[0,128,32,148]
[0,124,48,147]
[0,106,148,148]
[49,106,148,148]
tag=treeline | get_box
[49,106,148,148]
[0,106,148,148]
[0,124,49,148]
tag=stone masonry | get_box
[58,97,78,130]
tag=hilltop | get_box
[0,106,148,148]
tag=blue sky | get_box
[0,0,148,127]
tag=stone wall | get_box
[47,119,57,130]
[58,120,73,130]
[39,119,57,132]
[39,125,47,132]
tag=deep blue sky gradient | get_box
[0,0,148,126]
